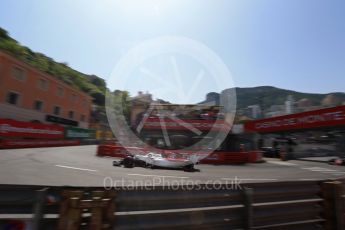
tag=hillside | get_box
[0,27,106,106]
[235,86,345,110]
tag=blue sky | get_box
[1,0,344,103]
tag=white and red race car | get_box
[113,152,200,172]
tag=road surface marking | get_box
[306,169,338,172]
[127,173,189,179]
[55,165,97,172]
[323,171,345,174]
[267,161,297,166]
[300,167,345,176]
[301,167,334,170]
[301,167,338,172]
[221,178,278,181]
[298,178,318,181]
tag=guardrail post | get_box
[321,181,344,230]
[90,191,104,230]
[58,190,116,230]
[32,188,48,230]
[103,190,116,229]
[58,191,83,230]
[243,187,253,230]
[68,196,82,230]
[57,190,71,230]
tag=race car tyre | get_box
[183,164,195,172]
[123,157,135,168]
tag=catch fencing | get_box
[0,179,344,229]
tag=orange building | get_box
[0,51,92,128]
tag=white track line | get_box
[266,161,297,166]
[300,167,345,176]
[323,171,345,174]
[55,165,97,172]
[298,178,318,181]
[127,173,189,179]
[301,167,338,172]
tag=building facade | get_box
[0,51,92,128]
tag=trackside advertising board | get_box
[0,119,64,139]
[64,127,96,139]
[0,139,80,149]
[244,105,345,133]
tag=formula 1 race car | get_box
[112,152,200,172]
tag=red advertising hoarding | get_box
[0,119,64,139]
[0,139,80,149]
[244,105,345,133]
[142,118,230,132]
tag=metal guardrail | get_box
[0,180,344,230]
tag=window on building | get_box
[53,106,61,116]
[6,92,20,105]
[56,86,64,97]
[68,111,74,119]
[12,67,25,81]
[80,114,86,122]
[37,78,48,90]
[82,99,87,108]
[71,93,78,103]
[33,100,44,111]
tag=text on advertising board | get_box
[244,106,345,133]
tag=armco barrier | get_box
[1,180,345,229]
[247,151,264,163]
[97,145,131,158]
[199,151,249,164]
